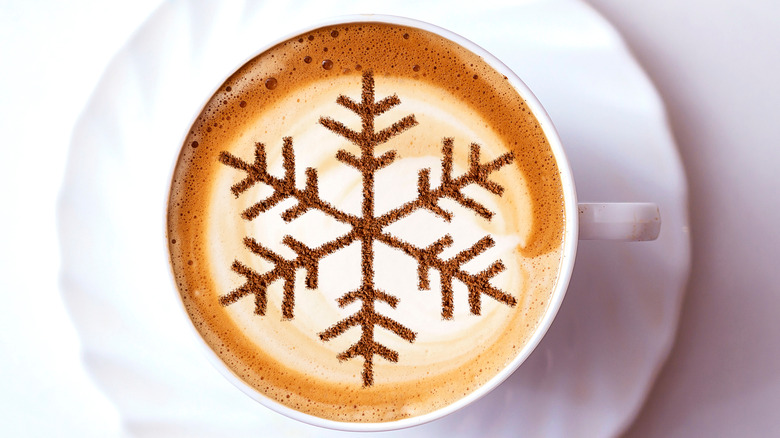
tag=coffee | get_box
[167,21,565,423]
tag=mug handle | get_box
[578,203,661,241]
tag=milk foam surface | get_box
[168,22,565,423]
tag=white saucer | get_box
[58,0,690,436]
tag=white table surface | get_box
[1,0,778,436]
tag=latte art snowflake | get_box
[218,70,517,386]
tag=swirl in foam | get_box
[168,22,565,422]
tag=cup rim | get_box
[166,13,579,432]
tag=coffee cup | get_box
[166,14,660,431]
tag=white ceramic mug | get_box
[173,13,661,432]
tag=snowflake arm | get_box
[377,232,516,319]
[217,237,296,318]
[377,139,515,226]
[319,300,416,386]
[218,138,359,225]
[219,231,357,318]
